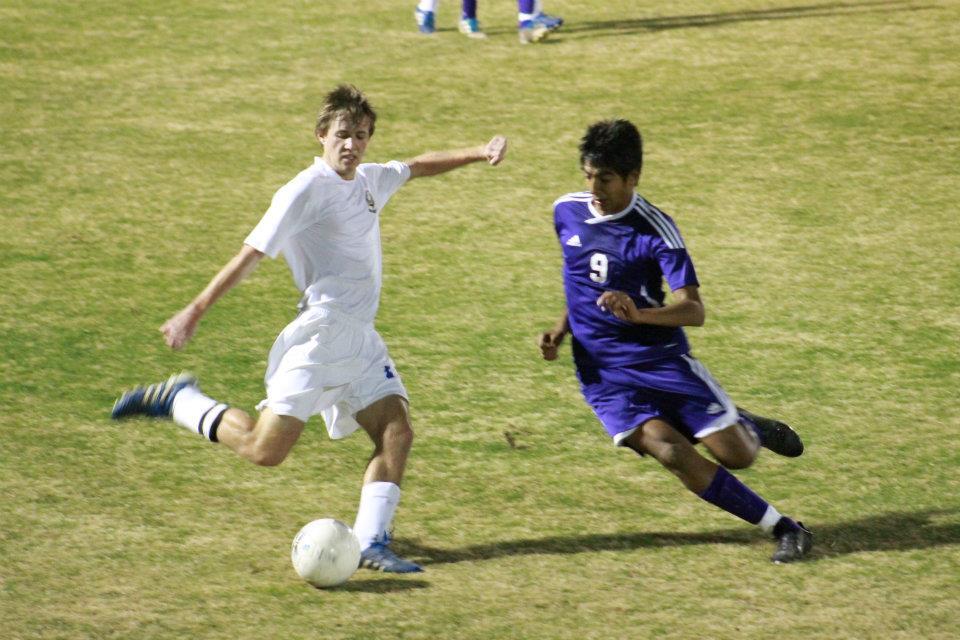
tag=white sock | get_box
[758,505,782,534]
[519,11,536,22]
[418,0,439,12]
[171,385,228,442]
[353,481,401,550]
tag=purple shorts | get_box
[576,353,739,445]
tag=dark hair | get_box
[315,84,377,137]
[579,119,643,179]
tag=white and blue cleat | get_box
[458,17,487,39]
[359,535,423,573]
[415,8,436,35]
[519,11,563,43]
[533,12,564,31]
[518,19,548,44]
[111,372,197,419]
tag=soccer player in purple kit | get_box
[539,120,813,563]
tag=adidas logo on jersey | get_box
[565,234,582,247]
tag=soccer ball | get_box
[291,518,362,588]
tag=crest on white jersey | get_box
[365,190,376,213]
[565,234,582,247]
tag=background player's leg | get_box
[415,0,439,34]
[518,0,544,43]
[517,0,536,21]
[458,0,486,37]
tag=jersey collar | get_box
[314,157,356,183]
[585,192,639,224]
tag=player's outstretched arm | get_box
[160,244,265,350]
[405,135,507,179]
[539,311,570,361]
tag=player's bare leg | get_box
[356,394,414,486]
[352,395,422,573]
[215,408,304,467]
[623,419,812,563]
[112,373,304,466]
[623,419,717,492]
[700,422,760,470]
[701,410,804,465]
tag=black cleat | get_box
[739,407,804,457]
[772,520,813,564]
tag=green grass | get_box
[2,1,959,638]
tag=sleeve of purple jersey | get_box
[653,238,700,291]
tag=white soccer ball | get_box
[291,518,361,588]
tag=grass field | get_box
[2,0,959,638]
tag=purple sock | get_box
[518,0,536,15]
[698,467,770,525]
[461,0,477,19]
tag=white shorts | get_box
[256,307,408,439]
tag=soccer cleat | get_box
[771,520,813,564]
[518,19,550,44]
[111,372,197,419]
[739,407,804,458]
[458,17,487,39]
[532,12,564,31]
[359,536,423,573]
[415,8,436,35]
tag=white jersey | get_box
[245,158,411,323]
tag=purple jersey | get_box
[553,191,699,368]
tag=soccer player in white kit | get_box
[112,84,508,573]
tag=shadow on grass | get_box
[397,508,959,565]
[332,577,430,593]
[811,508,960,559]
[481,1,934,38]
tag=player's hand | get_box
[597,291,640,323]
[539,330,565,361]
[483,136,507,166]
[160,306,201,350]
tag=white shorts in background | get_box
[256,307,408,439]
